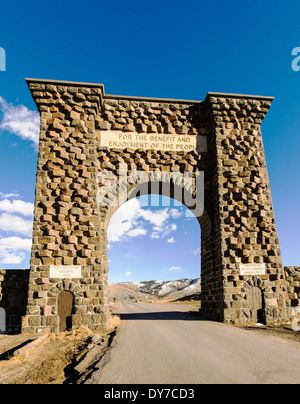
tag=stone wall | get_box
[0,270,29,333]
[284,267,300,307]
[20,78,293,333]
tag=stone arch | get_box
[22,78,289,333]
[99,172,204,284]
[48,280,84,302]
[97,166,204,221]
[243,276,271,292]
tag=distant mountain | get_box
[108,278,201,303]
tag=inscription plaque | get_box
[240,263,266,276]
[50,265,82,279]
[99,131,207,152]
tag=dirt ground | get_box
[0,318,119,385]
[237,324,300,344]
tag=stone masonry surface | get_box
[14,78,295,333]
[285,266,300,308]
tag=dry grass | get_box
[107,315,120,332]
[50,325,93,342]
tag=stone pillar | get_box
[205,93,290,325]
[22,79,109,333]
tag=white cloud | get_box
[169,266,183,271]
[0,194,34,266]
[0,97,40,150]
[192,248,201,255]
[0,199,34,216]
[0,236,32,265]
[108,219,132,242]
[0,192,21,199]
[108,199,179,244]
[108,199,141,242]
[127,228,147,238]
[0,237,32,251]
[0,213,33,236]
[125,271,132,276]
[170,209,183,219]
[108,199,158,242]
[171,223,177,231]
[167,237,175,244]
[138,208,169,228]
[151,222,177,240]
[0,252,25,264]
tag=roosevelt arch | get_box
[21,78,290,334]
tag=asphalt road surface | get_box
[86,302,300,384]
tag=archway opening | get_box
[107,193,201,303]
[58,291,74,332]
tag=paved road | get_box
[86,303,300,384]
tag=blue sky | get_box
[107,196,200,284]
[0,0,299,281]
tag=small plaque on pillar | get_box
[50,265,82,279]
[240,263,266,276]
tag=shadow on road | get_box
[117,311,207,321]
